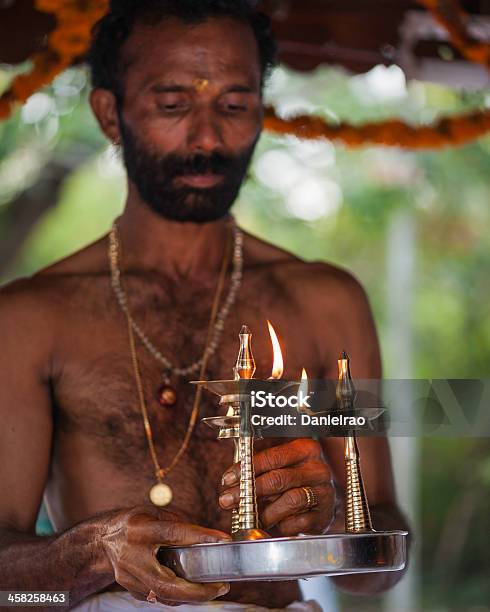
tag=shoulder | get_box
[296,260,371,309]
[242,230,300,269]
[1,234,108,297]
[243,229,369,306]
[280,260,374,336]
[36,234,109,278]
[0,275,58,379]
[242,230,380,374]
[0,236,108,342]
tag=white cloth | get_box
[71,590,322,612]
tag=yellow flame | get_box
[267,320,284,379]
[298,368,308,408]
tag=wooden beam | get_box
[0,0,54,64]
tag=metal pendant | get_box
[149,482,173,507]
[158,384,177,407]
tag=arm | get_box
[0,509,232,611]
[0,283,112,608]
[0,283,230,610]
[0,518,114,608]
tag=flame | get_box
[267,320,284,379]
[298,368,308,409]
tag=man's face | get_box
[115,16,263,223]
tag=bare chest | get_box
[48,273,322,526]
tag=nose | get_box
[187,108,224,154]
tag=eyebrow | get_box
[150,84,188,93]
[224,85,255,93]
[149,83,257,94]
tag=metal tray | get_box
[157,531,408,582]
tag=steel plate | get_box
[157,531,408,582]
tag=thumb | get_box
[157,520,232,546]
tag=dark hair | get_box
[86,0,277,103]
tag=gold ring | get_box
[147,590,158,604]
[302,486,319,510]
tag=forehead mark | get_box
[193,78,210,93]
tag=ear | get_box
[89,88,122,145]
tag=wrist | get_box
[62,513,116,582]
[91,531,115,580]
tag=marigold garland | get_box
[263,107,490,149]
[0,0,489,150]
[0,0,108,119]
[417,0,490,68]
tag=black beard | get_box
[119,119,258,223]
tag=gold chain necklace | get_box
[109,225,233,506]
[109,222,243,407]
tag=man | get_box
[0,1,409,610]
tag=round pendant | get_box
[149,482,173,507]
[158,384,177,407]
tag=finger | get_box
[221,439,322,486]
[124,554,230,604]
[256,461,329,497]
[261,485,332,529]
[219,461,329,510]
[156,575,230,604]
[114,567,153,600]
[276,490,336,537]
[138,589,180,608]
[153,570,230,604]
[127,591,154,604]
[276,512,319,537]
[134,517,231,546]
[128,588,180,606]
[257,494,280,514]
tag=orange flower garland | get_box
[417,0,490,68]
[0,0,489,150]
[263,107,490,149]
[0,0,108,119]
[261,0,490,149]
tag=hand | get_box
[219,438,335,536]
[101,505,231,606]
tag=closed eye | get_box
[220,93,251,114]
[158,103,188,112]
[226,103,247,112]
[154,92,190,113]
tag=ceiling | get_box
[1,0,489,82]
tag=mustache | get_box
[157,152,238,179]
